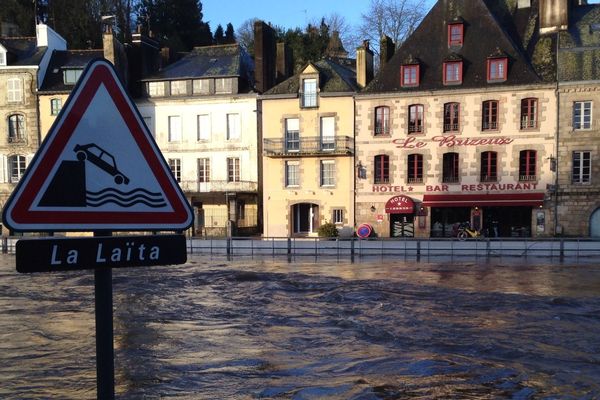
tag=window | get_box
[50,98,62,116]
[9,155,26,183]
[197,114,211,141]
[375,106,390,136]
[488,58,508,82]
[519,150,537,181]
[193,79,210,94]
[448,23,464,46]
[408,104,424,133]
[443,61,462,84]
[482,100,499,130]
[320,160,335,186]
[443,102,460,132]
[0,51,5,66]
[407,154,423,183]
[198,158,210,183]
[8,114,25,143]
[227,157,240,182]
[168,116,182,142]
[63,69,82,84]
[443,152,459,183]
[168,158,181,182]
[285,160,300,187]
[520,98,538,129]
[302,78,317,108]
[572,151,591,184]
[285,118,300,152]
[148,82,165,97]
[226,113,241,140]
[170,80,187,96]
[573,101,592,130]
[320,116,335,151]
[401,65,419,87]
[374,155,390,184]
[215,78,233,94]
[333,209,344,224]
[7,78,22,102]
[480,151,498,182]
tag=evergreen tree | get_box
[224,22,235,44]
[214,24,224,44]
[0,0,37,36]
[46,0,103,48]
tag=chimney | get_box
[102,15,128,85]
[276,42,293,84]
[356,40,374,88]
[254,21,277,93]
[380,35,395,67]
[539,0,569,35]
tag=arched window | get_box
[374,154,390,184]
[8,114,25,143]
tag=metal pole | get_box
[94,232,114,400]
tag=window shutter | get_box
[0,154,6,183]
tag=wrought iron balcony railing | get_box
[178,180,258,193]
[263,135,354,157]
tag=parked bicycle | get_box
[456,221,482,240]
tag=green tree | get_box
[224,22,235,44]
[277,18,331,72]
[0,0,39,36]
[214,24,224,44]
[46,0,103,48]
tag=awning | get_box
[422,192,545,207]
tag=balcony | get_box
[263,136,354,157]
[178,180,258,193]
[519,174,537,182]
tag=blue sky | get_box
[201,0,435,32]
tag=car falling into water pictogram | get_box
[74,143,130,184]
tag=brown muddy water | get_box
[1,255,600,399]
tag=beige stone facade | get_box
[355,85,557,238]
[556,84,600,236]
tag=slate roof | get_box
[0,36,46,66]
[141,44,254,88]
[39,49,103,92]
[263,57,359,96]
[558,4,600,82]
[363,0,545,94]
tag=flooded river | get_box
[1,255,600,399]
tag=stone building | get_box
[355,0,559,238]
[555,1,600,236]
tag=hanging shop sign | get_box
[384,195,415,214]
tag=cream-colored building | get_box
[355,0,559,238]
[137,44,259,236]
[0,24,66,233]
[261,55,365,237]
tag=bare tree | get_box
[357,0,427,57]
[237,18,259,56]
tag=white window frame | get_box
[572,151,591,184]
[148,81,165,97]
[63,69,82,84]
[9,155,26,183]
[197,114,211,141]
[168,158,181,182]
[198,158,210,183]
[170,80,187,96]
[285,160,300,187]
[333,209,344,224]
[302,78,317,108]
[193,79,210,94]
[215,78,233,94]
[50,98,62,116]
[7,78,22,103]
[227,113,241,140]
[227,157,240,182]
[320,160,335,187]
[320,116,335,151]
[0,51,6,66]
[168,116,182,142]
[573,101,592,130]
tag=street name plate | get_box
[16,235,187,273]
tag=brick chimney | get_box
[102,16,128,84]
[276,42,293,84]
[356,40,374,88]
[380,35,395,67]
[254,21,277,93]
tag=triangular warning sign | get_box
[2,59,193,232]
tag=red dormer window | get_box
[401,64,419,87]
[443,61,463,85]
[487,57,508,82]
[448,23,464,47]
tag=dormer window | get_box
[0,50,6,66]
[63,68,83,85]
[448,23,464,47]
[487,57,508,82]
[401,64,419,87]
[301,78,318,108]
[443,61,463,85]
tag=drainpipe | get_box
[554,32,560,236]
